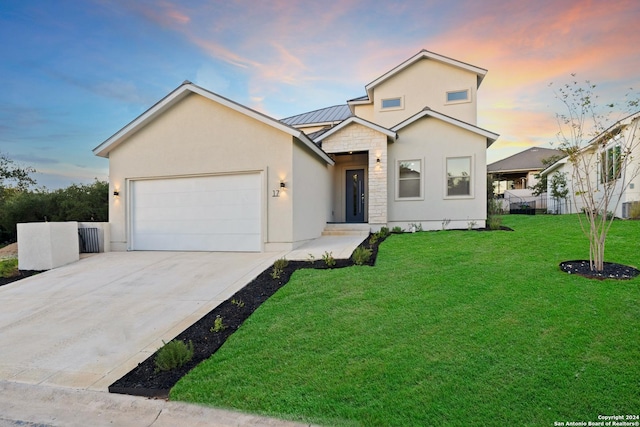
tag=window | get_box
[600,145,622,183]
[398,160,421,198]
[446,89,469,103]
[447,157,471,196]
[381,97,402,110]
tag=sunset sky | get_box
[1,0,639,189]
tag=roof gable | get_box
[312,116,397,144]
[93,82,334,165]
[391,107,499,147]
[350,50,487,106]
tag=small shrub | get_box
[369,234,379,245]
[322,251,336,267]
[231,299,245,308]
[408,223,423,232]
[210,316,226,333]
[307,253,316,264]
[370,229,389,244]
[441,218,451,230]
[0,258,19,278]
[271,257,288,279]
[352,246,372,266]
[391,226,403,233]
[488,215,502,230]
[467,220,477,230]
[487,197,503,216]
[154,339,194,373]
[274,257,288,270]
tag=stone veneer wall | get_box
[322,123,388,225]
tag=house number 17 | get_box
[272,189,280,197]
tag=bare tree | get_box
[553,77,640,271]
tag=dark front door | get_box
[346,169,365,223]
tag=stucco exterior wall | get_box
[352,104,374,122]
[322,122,388,225]
[370,58,478,128]
[291,139,332,246]
[17,222,80,270]
[387,118,487,230]
[107,93,298,251]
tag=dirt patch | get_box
[0,242,18,258]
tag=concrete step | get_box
[322,223,371,236]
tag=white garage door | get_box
[130,174,261,252]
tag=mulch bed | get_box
[108,234,383,398]
[559,260,640,280]
[0,270,42,287]
[474,226,514,232]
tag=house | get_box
[488,146,563,213]
[540,111,640,217]
[488,146,563,195]
[93,50,499,252]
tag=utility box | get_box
[17,222,80,270]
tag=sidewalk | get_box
[0,381,311,427]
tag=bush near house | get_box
[0,258,18,278]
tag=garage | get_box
[130,174,262,252]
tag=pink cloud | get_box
[128,1,191,28]
[118,0,640,159]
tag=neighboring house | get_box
[540,111,640,217]
[488,146,563,195]
[93,50,499,252]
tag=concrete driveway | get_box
[0,250,285,391]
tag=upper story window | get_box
[381,97,403,110]
[446,89,470,104]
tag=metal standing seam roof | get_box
[347,95,369,102]
[281,104,352,126]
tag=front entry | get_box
[345,169,365,223]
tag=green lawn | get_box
[0,258,18,278]
[171,215,640,426]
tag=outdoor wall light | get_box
[272,182,286,198]
[113,191,120,197]
[376,158,381,163]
